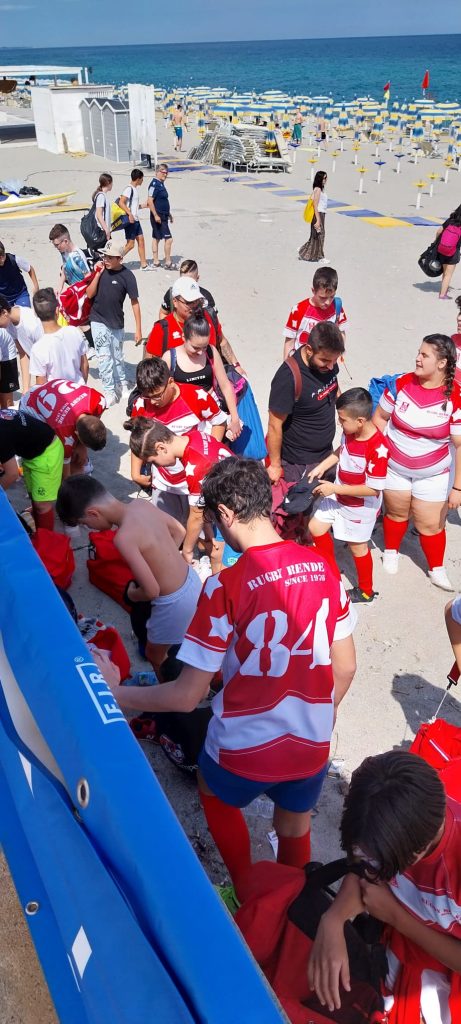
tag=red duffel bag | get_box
[32,527,75,590]
[87,529,134,612]
[77,615,131,681]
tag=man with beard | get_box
[267,321,345,484]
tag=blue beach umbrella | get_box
[338,106,349,128]
[412,117,424,142]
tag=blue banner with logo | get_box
[0,491,284,1024]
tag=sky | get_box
[0,0,460,48]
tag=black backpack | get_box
[80,192,107,251]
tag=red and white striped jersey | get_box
[336,429,389,510]
[179,541,356,782]
[284,296,347,350]
[131,385,227,494]
[390,796,461,938]
[20,379,106,463]
[379,373,461,478]
[152,429,231,503]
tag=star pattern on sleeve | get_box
[209,613,233,641]
[376,444,389,459]
[204,574,223,598]
[184,461,196,477]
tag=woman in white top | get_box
[93,173,113,241]
[299,170,329,263]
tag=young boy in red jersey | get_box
[127,417,232,571]
[308,751,461,1022]
[308,388,389,604]
[20,378,106,478]
[283,266,347,359]
[109,457,357,884]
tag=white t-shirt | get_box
[28,327,88,384]
[10,255,31,273]
[12,307,43,356]
[95,192,111,231]
[318,190,328,213]
[0,327,17,361]
[122,185,140,220]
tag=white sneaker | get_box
[428,566,455,592]
[382,549,399,574]
[141,263,155,271]
[104,392,118,408]
[83,459,94,475]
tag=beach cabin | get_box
[79,97,131,162]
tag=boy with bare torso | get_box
[56,475,201,675]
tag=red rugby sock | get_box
[353,550,374,596]
[33,506,54,532]
[419,530,446,570]
[382,515,408,552]
[312,532,341,579]
[277,831,311,869]
[199,791,251,885]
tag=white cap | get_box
[171,277,203,302]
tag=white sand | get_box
[1,114,461,1022]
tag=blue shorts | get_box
[151,218,172,241]
[14,289,31,308]
[124,221,143,241]
[174,126,183,138]
[198,749,328,812]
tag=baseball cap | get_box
[171,277,202,302]
[99,238,125,258]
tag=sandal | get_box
[163,262,176,271]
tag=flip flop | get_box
[163,262,177,271]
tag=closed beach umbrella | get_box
[412,117,424,141]
[338,106,349,128]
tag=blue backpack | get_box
[368,373,401,412]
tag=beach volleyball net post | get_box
[0,491,285,1024]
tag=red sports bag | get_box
[58,270,97,327]
[32,528,75,590]
[77,615,131,681]
[87,529,135,612]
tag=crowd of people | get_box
[1,163,461,1024]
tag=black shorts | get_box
[151,217,172,241]
[321,131,327,140]
[0,357,19,394]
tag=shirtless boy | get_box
[172,104,185,151]
[56,475,202,676]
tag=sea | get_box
[1,35,460,102]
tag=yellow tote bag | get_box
[303,196,314,223]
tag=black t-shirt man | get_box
[0,409,54,464]
[268,323,344,484]
[90,265,138,330]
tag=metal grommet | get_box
[25,901,40,916]
[76,778,90,808]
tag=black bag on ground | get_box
[418,241,443,278]
[80,196,107,251]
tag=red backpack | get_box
[437,223,461,258]
[87,529,135,612]
[58,270,97,327]
[77,615,131,681]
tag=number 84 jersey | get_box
[179,540,356,783]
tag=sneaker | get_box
[428,566,455,592]
[104,392,118,408]
[119,384,133,400]
[82,459,94,475]
[347,586,378,604]
[141,263,155,271]
[382,549,399,574]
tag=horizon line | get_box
[1,31,461,50]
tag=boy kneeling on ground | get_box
[107,457,357,884]
[309,750,461,1022]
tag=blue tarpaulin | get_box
[0,492,285,1023]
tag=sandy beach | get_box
[1,112,461,1022]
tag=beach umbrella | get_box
[331,150,339,173]
[389,109,400,127]
[338,106,349,128]
[308,156,318,181]
[352,142,361,165]
[265,116,277,152]
[414,180,426,209]
[356,166,368,195]
[375,159,386,184]
[394,152,405,173]
[412,117,424,142]
[427,172,439,197]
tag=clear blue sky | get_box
[1,0,460,48]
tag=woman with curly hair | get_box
[373,334,461,591]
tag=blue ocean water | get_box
[0,36,460,101]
